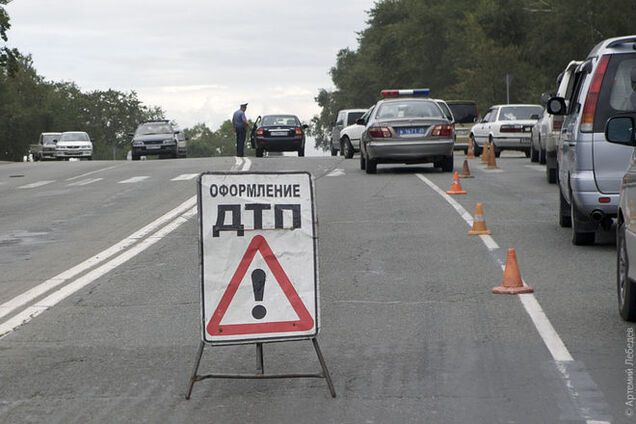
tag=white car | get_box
[339,107,374,159]
[470,104,543,157]
[55,131,93,160]
[330,109,367,156]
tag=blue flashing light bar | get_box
[380,88,431,98]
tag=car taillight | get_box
[500,124,523,133]
[295,127,303,136]
[581,55,610,132]
[430,124,454,137]
[256,128,264,136]
[552,117,563,132]
[368,127,392,138]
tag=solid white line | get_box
[241,157,252,171]
[0,195,197,321]
[66,165,120,181]
[480,235,500,250]
[67,178,103,187]
[171,174,199,181]
[18,180,55,189]
[118,176,149,184]
[415,173,574,363]
[0,208,198,338]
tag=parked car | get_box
[330,109,367,156]
[359,88,455,174]
[130,120,186,160]
[339,107,374,159]
[547,35,636,245]
[251,114,308,157]
[30,132,62,161]
[55,132,93,160]
[606,117,636,320]
[470,104,542,157]
[541,61,583,183]
[447,100,478,154]
[529,101,549,164]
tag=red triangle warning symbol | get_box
[206,235,314,336]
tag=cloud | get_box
[6,0,375,128]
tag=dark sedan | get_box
[250,114,307,157]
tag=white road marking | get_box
[416,173,572,361]
[118,176,149,184]
[327,168,345,177]
[0,195,198,322]
[18,180,55,189]
[66,165,121,181]
[67,178,103,187]
[171,174,199,181]
[481,168,504,173]
[0,155,252,337]
[480,235,500,250]
[525,165,544,172]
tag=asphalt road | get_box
[0,154,630,423]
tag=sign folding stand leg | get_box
[185,338,336,400]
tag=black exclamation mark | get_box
[251,269,267,320]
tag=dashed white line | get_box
[18,180,55,189]
[67,178,103,187]
[118,176,149,184]
[66,165,121,181]
[171,174,199,181]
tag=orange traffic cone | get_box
[446,171,467,195]
[467,140,475,159]
[492,248,534,294]
[459,159,474,178]
[480,143,489,164]
[486,144,499,169]
[468,203,491,235]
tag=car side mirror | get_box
[356,118,365,125]
[605,117,636,146]
[52,139,58,144]
[546,97,567,115]
[302,124,309,129]
[128,133,134,137]
[530,114,540,120]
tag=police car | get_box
[359,89,455,174]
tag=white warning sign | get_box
[198,172,318,345]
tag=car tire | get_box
[342,137,354,159]
[87,156,92,161]
[559,188,571,228]
[539,148,547,165]
[546,166,557,184]
[360,152,366,170]
[571,196,595,245]
[330,143,337,156]
[298,146,305,157]
[256,147,264,158]
[618,221,636,321]
[494,149,501,158]
[439,154,454,172]
[530,143,539,162]
[524,150,530,158]
[471,135,482,157]
[132,154,140,161]
[365,158,377,174]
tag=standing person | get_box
[232,103,249,157]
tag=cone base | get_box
[446,190,467,195]
[468,229,491,235]
[459,174,474,179]
[491,285,534,295]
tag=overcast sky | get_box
[5,0,375,129]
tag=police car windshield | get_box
[60,132,89,141]
[376,100,443,120]
[498,106,543,121]
[262,115,299,126]
[136,123,172,135]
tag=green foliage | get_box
[184,120,255,158]
[313,0,636,149]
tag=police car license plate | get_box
[397,127,425,136]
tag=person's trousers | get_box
[235,127,246,157]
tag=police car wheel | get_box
[360,153,366,170]
[365,158,377,174]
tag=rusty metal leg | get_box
[185,341,205,400]
[256,343,264,375]
[312,338,336,398]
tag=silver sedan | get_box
[359,96,455,174]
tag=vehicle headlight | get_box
[132,140,144,146]
[163,139,176,145]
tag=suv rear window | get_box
[595,53,636,132]
[347,112,365,126]
[447,102,477,123]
